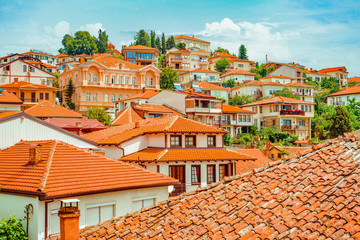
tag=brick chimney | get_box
[135,121,140,128]
[58,199,80,240]
[265,140,271,157]
[80,57,85,64]
[28,144,41,165]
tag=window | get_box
[39,93,44,100]
[170,135,181,147]
[132,76,136,85]
[126,52,136,59]
[273,120,275,126]
[238,115,242,122]
[247,115,251,122]
[125,76,129,85]
[309,105,311,112]
[145,77,147,86]
[93,93,97,102]
[45,93,49,100]
[283,120,291,126]
[219,164,229,180]
[305,105,308,111]
[185,135,196,147]
[93,74,97,82]
[207,136,216,147]
[132,196,156,212]
[105,75,109,83]
[86,92,90,101]
[118,94,122,100]
[207,165,216,183]
[104,94,109,102]
[111,75,115,84]
[87,73,91,82]
[191,165,201,184]
[86,202,115,226]
[118,76,122,84]
[111,94,115,102]
[238,64,244,68]
[299,120,305,126]
[23,65,27,72]
[260,106,262,113]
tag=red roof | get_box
[43,118,107,130]
[0,90,22,104]
[318,66,347,74]
[221,69,256,78]
[174,35,210,43]
[242,96,315,106]
[121,148,254,162]
[133,104,184,116]
[286,82,315,88]
[24,101,83,119]
[232,149,274,173]
[327,85,360,97]
[55,53,70,58]
[197,81,226,90]
[259,75,292,80]
[115,91,158,102]
[181,68,220,74]
[216,104,256,114]
[122,45,159,51]
[79,131,360,239]
[0,81,57,90]
[348,77,360,83]
[0,140,178,199]
[112,107,144,125]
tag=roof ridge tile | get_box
[38,140,58,191]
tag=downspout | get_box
[45,199,54,239]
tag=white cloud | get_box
[199,18,240,38]
[79,23,104,36]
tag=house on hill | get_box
[24,100,83,119]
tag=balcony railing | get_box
[280,110,305,116]
[171,58,182,62]
[282,125,308,130]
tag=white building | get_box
[326,85,360,106]
[220,69,256,85]
[0,90,22,112]
[179,68,221,87]
[197,81,229,102]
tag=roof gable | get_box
[24,101,83,118]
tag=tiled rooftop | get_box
[327,85,360,97]
[216,104,256,114]
[112,107,144,125]
[221,69,256,78]
[24,101,83,119]
[0,81,58,90]
[197,81,226,90]
[114,91,158,102]
[232,148,274,174]
[0,90,22,104]
[241,96,315,107]
[318,66,347,73]
[43,118,107,130]
[78,131,360,239]
[174,35,210,43]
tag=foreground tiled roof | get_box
[79,131,360,239]
[122,45,159,51]
[84,116,227,145]
[348,77,360,83]
[121,148,254,162]
[327,86,360,97]
[286,82,315,88]
[0,90,22,104]
[242,96,315,107]
[0,140,178,199]
[24,101,83,118]
[221,69,256,78]
[318,66,347,73]
[232,149,274,174]
[216,104,256,114]
[115,91,158,102]
[0,81,57,90]
[197,81,226,90]
[273,146,312,158]
[112,107,144,125]
[43,118,107,130]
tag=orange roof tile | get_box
[123,45,159,51]
[286,82,314,88]
[84,116,227,145]
[232,81,284,90]
[197,81,226,90]
[348,77,360,83]
[327,85,360,97]
[232,149,274,173]
[318,66,347,73]
[0,90,22,104]
[221,69,256,78]
[41,63,57,68]
[217,104,256,114]
[79,131,360,239]
[181,68,220,74]
[273,146,312,157]
[55,53,70,58]
[174,35,210,43]
[242,96,315,107]
[44,118,107,130]
[121,148,254,162]
[259,75,292,80]
[115,91,158,102]
[133,104,184,116]
[112,107,144,125]
[0,81,57,90]
[0,111,22,119]
[24,101,83,119]
[0,140,178,199]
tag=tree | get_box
[214,58,230,74]
[134,30,150,46]
[224,134,231,146]
[238,44,248,60]
[59,31,98,55]
[87,107,112,126]
[321,77,340,94]
[161,33,166,54]
[0,215,28,240]
[214,47,229,54]
[160,67,178,89]
[229,94,253,106]
[274,88,300,99]
[150,31,156,48]
[166,36,176,49]
[329,106,352,138]
[222,79,236,88]
[155,37,161,51]
[96,29,109,53]
[175,42,186,50]
[64,79,74,109]
[251,63,274,80]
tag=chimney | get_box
[264,140,271,157]
[135,121,140,128]
[80,57,85,64]
[58,199,80,240]
[14,78,19,83]
[192,35,194,38]
[28,144,41,165]
[75,121,82,127]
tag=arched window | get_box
[118,95,122,100]
[104,94,109,102]
[111,94,115,102]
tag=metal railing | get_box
[280,110,305,116]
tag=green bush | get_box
[0,215,27,240]
[224,134,231,146]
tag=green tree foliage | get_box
[214,58,230,74]
[222,79,236,88]
[238,44,248,60]
[155,37,161,51]
[150,31,156,48]
[160,67,178,89]
[176,42,186,50]
[96,29,109,53]
[330,106,352,137]
[229,94,253,106]
[166,36,176,49]
[52,75,62,103]
[321,77,340,94]
[274,88,300,99]
[64,79,75,109]
[214,47,230,54]
[59,31,98,55]
[249,125,257,135]
[224,133,231,146]
[0,215,28,240]
[251,63,274,80]
[161,33,166,54]
[134,29,150,46]
[87,107,112,126]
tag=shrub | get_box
[0,215,27,240]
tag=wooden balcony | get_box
[280,110,305,116]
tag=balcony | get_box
[171,58,182,62]
[21,98,40,104]
[282,125,308,130]
[280,109,305,116]
[198,59,208,64]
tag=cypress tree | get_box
[161,33,166,54]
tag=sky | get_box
[0,0,359,76]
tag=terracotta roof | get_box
[41,63,57,68]
[22,50,52,56]
[232,149,274,174]
[0,81,57,90]
[84,116,227,145]
[121,148,254,162]
[327,86,360,97]
[221,69,256,78]
[232,81,284,90]
[79,131,360,239]
[260,75,292,80]
[305,69,329,76]
[294,140,310,144]
[242,96,315,107]
[115,91,158,102]
[177,90,219,99]
[55,53,70,58]
[174,35,210,43]
[133,104,185,116]
[0,90,22,104]
[318,66,347,74]
[123,45,159,51]
[112,107,144,125]
[273,146,312,157]
[24,101,83,119]
[286,82,315,88]
[216,104,256,114]
[0,140,178,199]
[167,49,191,55]
[0,111,22,119]
[197,81,226,90]
[348,77,360,83]
[43,118,107,130]
[181,68,220,74]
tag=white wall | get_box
[148,91,186,113]
[0,116,96,150]
[148,134,165,148]
[0,104,21,111]
[327,94,360,106]
[122,135,148,155]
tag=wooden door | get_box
[169,165,186,195]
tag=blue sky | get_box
[1,0,359,76]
